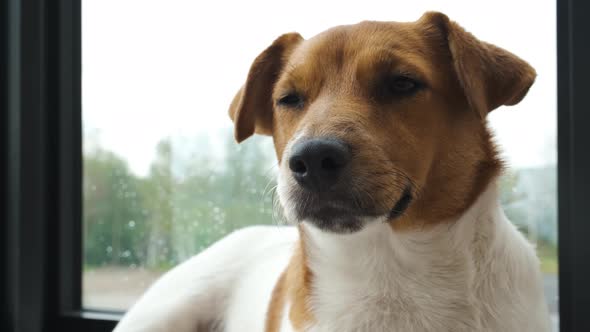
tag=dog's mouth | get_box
[388,186,414,220]
[285,184,414,234]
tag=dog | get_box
[115,12,551,332]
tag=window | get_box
[82,0,559,324]
[2,0,590,331]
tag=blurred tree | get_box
[499,167,557,245]
[143,139,176,268]
[83,149,147,266]
[499,170,530,235]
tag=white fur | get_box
[302,182,551,332]
[114,226,298,332]
[115,180,550,332]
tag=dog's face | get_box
[229,12,535,233]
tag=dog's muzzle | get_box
[282,136,413,233]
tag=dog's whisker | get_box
[271,188,286,226]
[262,179,278,199]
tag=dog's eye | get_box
[388,75,422,95]
[374,74,424,101]
[277,93,304,108]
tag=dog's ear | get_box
[420,12,536,119]
[229,33,303,143]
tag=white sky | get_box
[82,0,556,176]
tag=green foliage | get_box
[83,149,148,266]
[84,131,277,269]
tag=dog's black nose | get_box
[288,138,351,191]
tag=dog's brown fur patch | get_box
[286,232,315,330]
[264,271,287,332]
[265,227,314,332]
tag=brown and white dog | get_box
[115,12,551,332]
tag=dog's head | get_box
[228,12,535,233]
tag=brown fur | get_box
[285,230,314,331]
[264,227,314,332]
[230,12,536,331]
[264,271,287,332]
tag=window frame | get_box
[1,0,589,331]
[1,0,118,330]
[557,0,590,331]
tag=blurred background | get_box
[82,0,557,328]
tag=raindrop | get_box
[128,220,136,228]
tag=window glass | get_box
[82,1,557,329]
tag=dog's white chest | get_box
[302,222,480,332]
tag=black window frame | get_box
[1,0,589,331]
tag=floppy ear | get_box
[420,12,536,119]
[229,33,303,143]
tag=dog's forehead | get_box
[287,21,429,67]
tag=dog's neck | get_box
[292,180,506,331]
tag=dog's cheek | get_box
[357,124,419,210]
[348,141,404,211]
[377,114,435,187]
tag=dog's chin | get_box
[284,188,414,234]
[278,173,414,234]
[289,203,389,234]
[304,213,369,234]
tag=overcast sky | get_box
[83,0,556,176]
